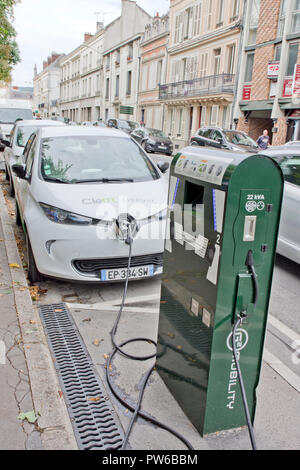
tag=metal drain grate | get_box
[39,302,124,450]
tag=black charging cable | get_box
[231,250,258,450]
[105,229,194,451]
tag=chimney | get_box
[96,21,104,32]
[84,33,92,42]
[47,56,52,65]
[43,60,48,70]
[51,52,60,63]
[34,64,37,77]
[155,12,160,18]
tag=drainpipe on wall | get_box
[231,0,248,129]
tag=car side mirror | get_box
[12,163,27,180]
[1,139,11,147]
[157,161,169,174]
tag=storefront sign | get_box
[293,64,300,96]
[242,85,252,100]
[267,61,280,79]
[283,79,293,97]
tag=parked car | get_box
[131,127,173,156]
[284,140,300,147]
[190,127,259,153]
[81,121,93,126]
[106,118,138,134]
[12,126,168,283]
[3,119,66,196]
[262,147,300,264]
[92,120,107,128]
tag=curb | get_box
[0,186,78,450]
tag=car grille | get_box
[73,253,164,275]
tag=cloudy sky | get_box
[11,0,169,86]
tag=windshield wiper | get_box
[74,178,134,184]
[43,176,72,184]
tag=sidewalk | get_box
[0,177,299,450]
[0,184,77,450]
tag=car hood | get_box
[35,178,168,221]
[230,143,259,153]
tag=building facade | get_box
[234,0,300,144]
[33,52,64,118]
[138,13,169,129]
[59,25,104,123]
[160,0,243,150]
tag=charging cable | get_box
[231,250,258,450]
[105,227,194,450]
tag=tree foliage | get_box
[0,0,20,82]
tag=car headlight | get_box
[39,203,95,225]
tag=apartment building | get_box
[59,24,104,123]
[138,13,169,129]
[102,0,152,122]
[33,52,64,118]
[160,0,243,150]
[234,0,300,144]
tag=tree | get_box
[0,0,20,83]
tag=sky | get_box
[11,0,169,86]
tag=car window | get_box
[25,136,37,176]
[10,125,17,145]
[202,129,212,139]
[15,126,39,148]
[210,130,223,141]
[40,135,159,183]
[280,157,300,187]
[23,133,36,162]
[223,131,258,148]
[147,128,168,139]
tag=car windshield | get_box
[280,157,300,187]
[118,120,131,130]
[147,128,168,138]
[126,121,138,130]
[40,135,159,183]
[0,108,32,124]
[16,126,39,147]
[223,131,258,147]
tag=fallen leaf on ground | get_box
[18,411,40,424]
[103,354,109,359]
[9,263,20,268]
[87,397,100,402]
[29,320,36,324]
[93,339,100,346]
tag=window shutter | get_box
[201,106,206,126]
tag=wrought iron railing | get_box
[159,73,235,100]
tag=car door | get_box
[15,134,37,217]
[209,129,225,149]
[4,124,16,177]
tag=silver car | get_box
[264,148,300,264]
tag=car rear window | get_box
[280,157,300,187]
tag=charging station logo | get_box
[226,329,249,352]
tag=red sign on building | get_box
[293,64,300,96]
[242,85,252,100]
[283,79,293,97]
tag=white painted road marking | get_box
[263,349,300,393]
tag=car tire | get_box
[26,233,43,283]
[4,164,9,181]
[15,202,22,227]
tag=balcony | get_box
[159,74,235,101]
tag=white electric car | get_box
[12,126,168,283]
[3,119,66,196]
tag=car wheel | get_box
[4,164,9,181]
[26,233,43,283]
[15,202,22,227]
[8,176,15,197]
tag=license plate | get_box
[100,265,154,281]
[158,145,166,149]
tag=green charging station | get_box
[156,146,283,436]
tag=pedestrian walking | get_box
[256,130,270,150]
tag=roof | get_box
[37,126,130,139]
[16,119,66,127]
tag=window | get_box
[199,52,208,78]
[217,0,224,26]
[244,53,255,82]
[157,60,163,86]
[25,136,37,176]
[231,0,240,20]
[227,44,236,74]
[193,2,202,36]
[105,78,109,100]
[200,106,207,126]
[210,129,223,141]
[115,49,120,64]
[126,71,132,95]
[278,0,287,37]
[210,106,219,126]
[275,45,282,62]
[128,43,133,60]
[286,43,299,76]
[106,55,110,70]
[214,49,221,75]
[292,0,300,33]
[248,0,261,45]
[280,156,300,186]
[206,0,212,31]
[115,75,119,98]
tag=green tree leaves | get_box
[0,0,20,82]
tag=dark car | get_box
[131,127,173,155]
[191,127,259,153]
[107,118,138,134]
